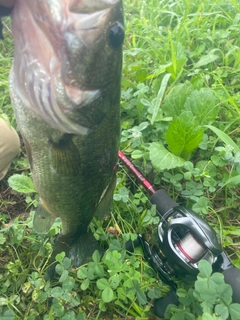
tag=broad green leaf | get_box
[217,284,232,305]
[162,81,194,117]
[151,73,171,124]
[171,312,186,320]
[131,150,143,159]
[94,264,105,278]
[77,267,88,279]
[86,268,95,280]
[229,303,240,320]
[62,278,75,291]
[222,175,240,188]
[225,229,240,236]
[61,311,77,320]
[92,250,100,263]
[51,287,64,298]
[55,264,64,275]
[55,252,65,263]
[1,310,16,320]
[121,78,137,89]
[194,51,220,68]
[167,58,187,77]
[199,289,217,302]
[195,279,216,304]
[8,174,36,194]
[198,260,212,278]
[165,113,204,158]
[138,121,149,131]
[178,297,192,307]
[81,278,90,290]
[205,125,240,153]
[52,301,64,317]
[215,304,229,320]
[201,300,214,313]
[209,273,225,286]
[184,88,218,125]
[109,240,122,251]
[102,287,114,303]
[136,68,147,82]
[132,280,147,305]
[147,287,162,300]
[136,289,147,305]
[0,297,7,306]
[202,313,216,320]
[76,313,86,320]
[97,278,109,290]
[0,233,6,245]
[33,291,48,304]
[211,154,228,167]
[59,270,68,282]
[192,196,209,214]
[109,275,121,289]
[149,142,185,171]
[62,257,72,270]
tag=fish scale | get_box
[9,0,124,278]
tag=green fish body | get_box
[9,0,124,277]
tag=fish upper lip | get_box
[69,0,121,14]
[67,10,109,30]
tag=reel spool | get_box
[177,232,207,263]
[157,206,223,275]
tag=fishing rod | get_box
[118,150,240,318]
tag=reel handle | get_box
[150,189,178,215]
[222,266,240,303]
[154,290,179,318]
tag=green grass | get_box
[1,0,240,319]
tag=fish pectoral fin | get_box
[33,200,56,234]
[95,175,116,220]
[50,135,81,175]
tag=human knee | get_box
[0,119,20,179]
[8,127,20,158]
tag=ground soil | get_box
[0,177,29,222]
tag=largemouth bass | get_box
[9,0,124,278]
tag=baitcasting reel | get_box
[119,151,240,317]
[126,188,237,318]
[135,189,225,286]
[157,204,223,277]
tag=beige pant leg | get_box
[0,118,20,180]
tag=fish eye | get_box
[108,22,124,49]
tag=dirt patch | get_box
[0,179,29,222]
